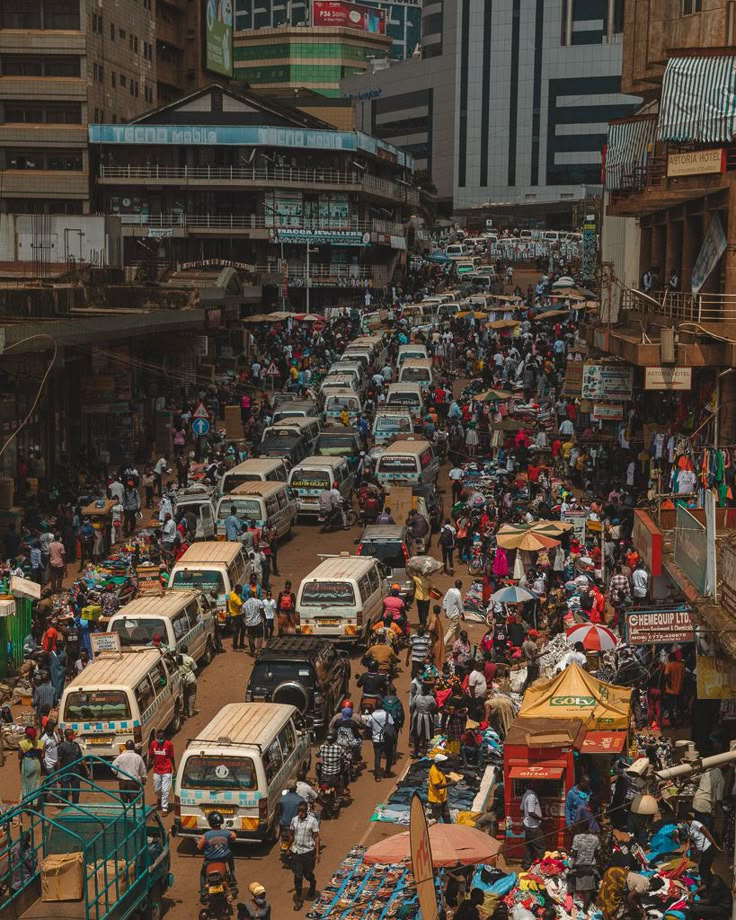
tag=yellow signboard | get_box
[667,149,725,177]
[696,655,736,700]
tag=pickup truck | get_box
[1,756,171,920]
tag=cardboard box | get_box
[40,852,84,902]
[86,858,136,904]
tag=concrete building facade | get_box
[233,25,392,98]
[0,0,215,220]
[234,1,422,61]
[345,0,638,213]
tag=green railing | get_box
[0,756,155,920]
[0,596,32,678]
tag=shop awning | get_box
[519,663,631,730]
[581,731,627,754]
[509,765,565,781]
[605,116,658,189]
[658,55,736,143]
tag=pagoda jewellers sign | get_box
[667,149,725,177]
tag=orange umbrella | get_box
[363,824,502,868]
[495,530,560,552]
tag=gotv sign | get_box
[550,696,595,707]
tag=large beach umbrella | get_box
[491,585,536,604]
[364,824,502,868]
[495,531,560,552]
[566,623,619,651]
[485,319,520,331]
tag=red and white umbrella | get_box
[566,622,619,651]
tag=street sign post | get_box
[193,403,210,420]
[265,361,279,392]
[192,417,210,437]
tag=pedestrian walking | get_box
[148,730,175,813]
[243,594,265,655]
[112,740,148,802]
[57,729,86,804]
[263,589,276,639]
[228,584,245,650]
[442,579,464,648]
[439,519,456,575]
[362,704,395,781]
[178,644,199,717]
[289,800,320,911]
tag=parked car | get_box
[245,636,351,736]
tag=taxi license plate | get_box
[318,619,340,627]
[88,736,114,745]
[209,885,224,894]
[204,806,236,815]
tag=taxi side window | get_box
[266,495,279,517]
[276,489,288,511]
[368,566,381,595]
[263,737,283,783]
[278,722,296,759]
[149,661,167,692]
[172,611,189,640]
[135,677,154,713]
[358,574,372,605]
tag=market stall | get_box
[503,664,630,858]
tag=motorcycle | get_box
[316,763,348,819]
[318,501,359,532]
[279,827,292,866]
[199,863,235,920]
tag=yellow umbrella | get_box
[534,309,569,320]
[552,289,586,301]
[485,319,520,330]
[495,531,560,552]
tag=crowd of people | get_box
[3,256,733,920]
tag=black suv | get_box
[245,637,351,736]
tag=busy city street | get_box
[3,3,736,920]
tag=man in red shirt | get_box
[41,622,59,653]
[149,729,176,813]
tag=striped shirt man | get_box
[408,631,432,675]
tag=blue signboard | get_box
[192,417,211,437]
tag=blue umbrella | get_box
[490,586,536,604]
[425,251,452,263]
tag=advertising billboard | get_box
[312,0,386,33]
[205,0,233,77]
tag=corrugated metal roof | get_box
[186,703,296,749]
[175,543,245,565]
[115,590,200,617]
[305,555,376,579]
[65,649,164,688]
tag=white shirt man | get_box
[559,418,574,438]
[631,566,649,600]
[442,582,464,647]
[468,668,487,701]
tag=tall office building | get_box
[0,0,220,217]
[344,0,639,212]
[234,0,421,61]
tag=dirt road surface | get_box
[0,459,491,917]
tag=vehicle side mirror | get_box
[353,538,360,545]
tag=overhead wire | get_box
[0,334,58,459]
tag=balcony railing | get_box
[116,212,406,236]
[610,145,736,200]
[620,286,736,323]
[259,263,388,285]
[98,164,419,203]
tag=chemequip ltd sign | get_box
[626,607,694,645]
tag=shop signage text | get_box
[667,149,725,177]
[562,363,583,397]
[626,607,694,645]
[581,364,634,401]
[644,367,693,391]
[592,402,624,421]
[90,632,122,655]
[273,228,369,247]
[550,695,595,707]
[632,509,662,576]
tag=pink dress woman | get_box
[492,546,508,578]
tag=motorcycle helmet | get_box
[390,584,400,595]
[208,811,224,829]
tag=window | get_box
[46,152,83,170]
[134,36,138,52]
[278,722,296,759]
[182,756,257,790]
[682,0,702,11]
[149,661,167,692]
[111,22,115,40]
[263,738,283,783]
[111,71,116,87]
[119,27,126,39]
[46,57,81,77]
[172,612,189,641]
[5,107,44,123]
[368,565,380,595]
[357,574,373,604]
[134,677,155,714]
[45,104,82,124]
[120,74,127,88]
[0,2,42,28]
